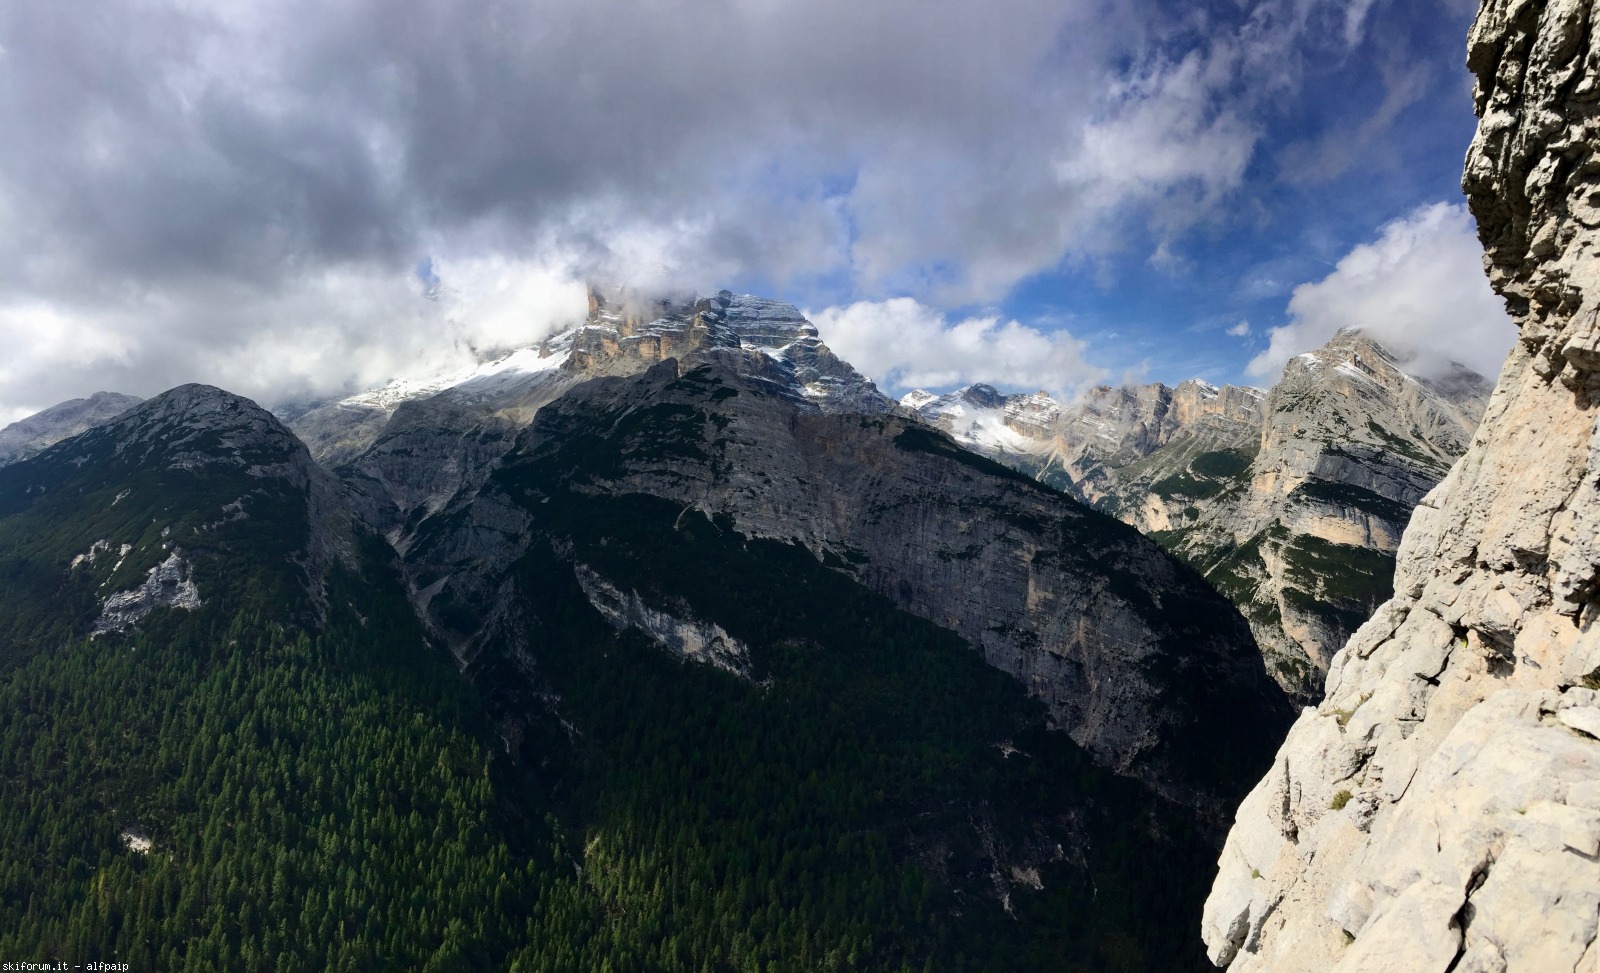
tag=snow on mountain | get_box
[899,385,1050,457]
[341,333,576,413]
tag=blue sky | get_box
[996,0,1496,388]
[803,0,1513,397]
[0,0,1514,419]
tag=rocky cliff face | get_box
[1202,2,1600,969]
[294,288,888,548]
[408,348,1290,821]
[910,331,1491,699]
[0,391,142,466]
[1137,330,1492,698]
[903,379,1265,500]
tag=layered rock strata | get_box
[1144,330,1491,698]
[1202,2,1600,969]
[908,332,1491,699]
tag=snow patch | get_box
[340,331,575,411]
[1335,362,1375,384]
[106,543,134,579]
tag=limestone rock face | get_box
[430,353,1291,822]
[295,287,889,549]
[1202,2,1600,968]
[1141,330,1492,698]
[573,563,753,678]
[0,391,143,466]
[911,331,1491,699]
[91,550,201,635]
[902,378,1265,499]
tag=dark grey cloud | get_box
[0,0,1480,419]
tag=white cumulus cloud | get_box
[1246,202,1514,382]
[810,298,1107,401]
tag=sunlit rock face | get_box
[1202,1,1600,969]
[289,287,891,548]
[907,330,1492,699]
[1128,329,1491,698]
[901,378,1265,501]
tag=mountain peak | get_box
[105,384,308,473]
[0,390,143,467]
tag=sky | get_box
[0,0,1517,423]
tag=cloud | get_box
[0,254,587,417]
[810,298,1107,401]
[1246,202,1514,381]
[1227,320,1252,337]
[0,0,1477,419]
[1277,58,1433,185]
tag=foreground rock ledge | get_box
[1201,1,1600,970]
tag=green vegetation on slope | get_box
[480,445,1224,971]
[0,381,1243,973]
[0,568,541,971]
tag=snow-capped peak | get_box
[340,331,575,411]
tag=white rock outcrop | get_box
[1202,1,1600,969]
[91,551,201,636]
[574,563,752,678]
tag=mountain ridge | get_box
[906,327,1492,697]
[0,390,143,467]
[0,355,1279,970]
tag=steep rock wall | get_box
[1202,2,1600,969]
[487,353,1289,823]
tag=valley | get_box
[0,295,1289,970]
[2,0,1594,968]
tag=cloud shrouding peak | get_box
[0,256,588,420]
[0,0,1484,418]
[811,299,1107,402]
[1246,203,1514,382]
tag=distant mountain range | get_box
[0,297,1489,710]
[903,328,1492,698]
[0,286,1289,970]
[0,390,143,465]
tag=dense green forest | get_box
[0,393,1229,971]
[0,516,1219,971]
[0,568,540,971]
[495,495,1220,972]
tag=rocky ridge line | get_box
[0,391,143,467]
[907,330,1491,698]
[902,378,1265,500]
[1201,2,1600,970]
[292,287,887,550]
[428,356,1290,821]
